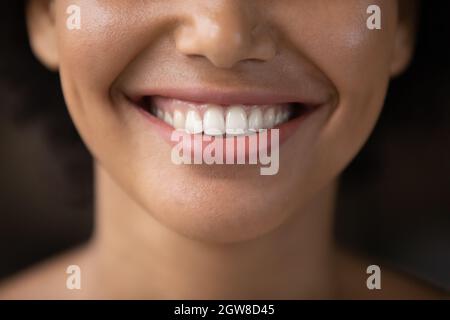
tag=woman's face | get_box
[28,0,416,243]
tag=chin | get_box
[135,165,297,244]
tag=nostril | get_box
[174,11,277,69]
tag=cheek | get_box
[271,0,399,182]
[53,2,124,142]
[54,0,178,90]
[277,0,398,100]
[52,1,164,155]
[322,5,397,164]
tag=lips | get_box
[122,89,322,167]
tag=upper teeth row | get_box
[152,105,291,136]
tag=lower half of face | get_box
[53,0,400,243]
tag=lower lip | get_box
[129,98,319,160]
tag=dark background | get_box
[0,1,449,292]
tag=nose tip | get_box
[175,4,277,69]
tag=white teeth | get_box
[164,112,173,126]
[275,111,284,126]
[282,110,290,122]
[152,104,292,135]
[156,108,165,120]
[185,110,203,134]
[203,105,225,136]
[264,108,276,129]
[173,110,185,130]
[248,108,264,132]
[226,106,248,136]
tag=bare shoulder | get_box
[0,244,94,300]
[336,249,449,300]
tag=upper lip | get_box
[120,56,336,108]
[127,85,330,108]
[129,87,307,106]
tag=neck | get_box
[90,163,339,299]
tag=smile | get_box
[121,83,335,163]
[131,92,315,137]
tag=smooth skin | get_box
[0,0,446,299]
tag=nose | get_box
[175,1,277,69]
